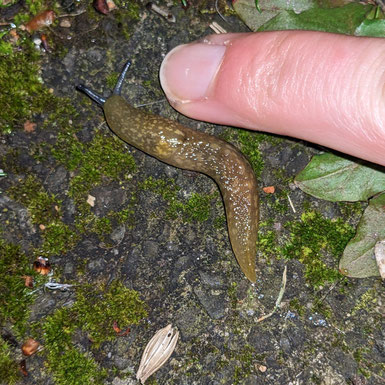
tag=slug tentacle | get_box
[76,84,106,106]
[113,61,131,95]
[77,62,259,282]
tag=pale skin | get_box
[159,31,385,167]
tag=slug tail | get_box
[76,84,106,106]
[113,61,131,95]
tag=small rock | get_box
[194,286,227,319]
[59,18,71,28]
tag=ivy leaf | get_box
[258,3,370,34]
[355,19,385,37]
[294,153,385,202]
[339,193,385,278]
[232,0,371,34]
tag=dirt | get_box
[0,1,384,384]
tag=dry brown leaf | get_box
[93,0,109,14]
[25,10,56,33]
[21,338,40,356]
[263,186,275,194]
[22,275,34,288]
[23,120,36,133]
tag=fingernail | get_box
[160,42,226,104]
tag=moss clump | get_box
[140,176,216,223]
[0,240,42,337]
[42,308,108,385]
[73,281,147,345]
[40,222,79,256]
[0,38,71,134]
[7,175,61,225]
[7,175,79,256]
[40,281,147,383]
[0,337,20,385]
[351,288,378,316]
[237,130,265,178]
[106,72,119,89]
[52,129,136,208]
[257,221,279,262]
[282,211,354,288]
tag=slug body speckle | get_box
[77,63,259,282]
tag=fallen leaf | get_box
[19,359,28,376]
[59,18,71,28]
[33,257,51,275]
[107,0,117,11]
[93,0,109,14]
[21,338,40,356]
[22,275,34,288]
[137,324,179,384]
[339,193,385,278]
[23,120,36,133]
[112,321,121,333]
[257,364,267,373]
[263,186,275,194]
[295,153,385,202]
[87,194,95,207]
[25,10,56,33]
[113,321,131,336]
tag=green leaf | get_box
[355,19,385,37]
[258,3,370,34]
[233,0,316,32]
[339,193,385,278]
[233,0,371,34]
[294,153,385,202]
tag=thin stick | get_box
[287,193,296,213]
[257,265,287,322]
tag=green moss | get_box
[52,129,136,207]
[0,39,70,134]
[257,221,279,262]
[140,176,215,223]
[8,175,61,225]
[40,281,147,384]
[106,72,119,89]
[337,201,365,220]
[73,281,147,345]
[237,130,265,178]
[7,172,135,257]
[289,298,306,317]
[13,0,47,24]
[114,0,141,19]
[282,211,355,288]
[52,348,107,385]
[0,240,46,336]
[351,288,378,316]
[0,337,20,385]
[42,308,107,385]
[39,222,79,256]
[140,176,179,201]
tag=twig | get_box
[257,265,287,322]
[287,193,296,213]
[209,21,227,34]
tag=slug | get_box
[77,62,259,282]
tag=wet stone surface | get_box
[0,1,384,385]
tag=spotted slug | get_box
[77,62,259,282]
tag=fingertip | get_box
[159,41,226,104]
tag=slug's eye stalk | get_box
[76,61,131,105]
[113,61,131,95]
[76,84,106,106]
